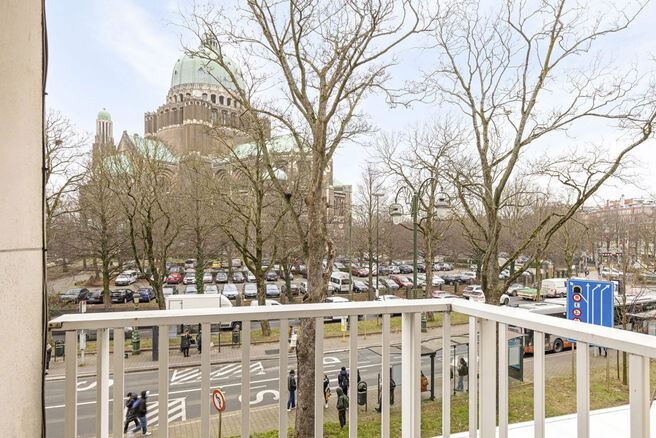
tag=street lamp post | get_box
[374,192,385,296]
[390,178,450,332]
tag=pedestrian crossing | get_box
[124,397,186,428]
[170,362,266,385]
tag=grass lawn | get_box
[230,362,651,437]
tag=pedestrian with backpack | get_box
[323,374,330,408]
[336,387,349,428]
[129,390,151,436]
[287,370,296,411]
[457,357,468,391]
[338,366,349,393]
[123,392,140,433]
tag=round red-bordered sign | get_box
[212,389,226,412]
[572,309,582,317]
[573,317,581,322]
[572,294,582,302]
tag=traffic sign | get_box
[212,389,226,412]
[566,279,614,328]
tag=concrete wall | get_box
[0,1,44,436]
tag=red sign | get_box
[572,294,582,302]
[573,317,581,322]
[572,309,582,317]
[212,389,226,412]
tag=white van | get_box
[330,271,350,292]
[165,294,239,330]
[539,278,568,298]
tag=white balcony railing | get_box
[49,299,656,438]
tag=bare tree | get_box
[180,2,434,431]
[110,143,181,308]
[78,157,128,306]
[376,120,460,298]
[354,164,386,300]
[45,110,88,242]
[419,0,656,303]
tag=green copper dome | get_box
[170,47,245,91]
[97,108,111,121]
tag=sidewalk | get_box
[47,322,472,380]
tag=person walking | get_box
[180,330,191,357]
[336,387,348,429]
[129,390,151,436]
[287,370,296,411]
[196,328,202,354]
[457,357,468,392]
[323,374,330,408]
[123,392,140,433]
[338,366,350,393]
[45,343,52,374]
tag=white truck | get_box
[165,294,240,330]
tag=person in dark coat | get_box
[180,330,191,357]
[336,387,347,428]
[457,357,468,391]
[323,374,330,408]
[287,370,296,411]
[123,392,140,433]
[338,366,349,393]
[130,390,151,435]
[196,328,202,354]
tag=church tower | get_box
[93,108,115,161]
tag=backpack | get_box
[343,394,349,409]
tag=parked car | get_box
[417,264,426,273]
[462,285,484,302]
[184,259,197,269]
[182,273,195,285]
[222,283,240,300]
[166,272,183,284]
[375,294,402,302]
[281,283,301,296]
[399,265,414,274]
[352,280,368,292]
[60,288,89,304]
[204,284,219,294]
[115,271,136,286]
[417,273,445,287]
[265,283,281,298]
[431,290,458,299]
[327,281,341,294]
[168,266,183,274]
[203,272,214,283]
[266,271,278,282]
[232,271,245,283]
[137,287,156,302]
[162,286,176,297]
[215,271,228,283]
[85,290,104,304]
[244,270,256,282]
[506,283,525,297]
[390,275,413,288]
[381,278,400,290]
[351,266,368,277]
[388,265,401,274]
[111,288,134,303]
[243,283,257,299]
[184,284,198,294]
[250,299,281,306]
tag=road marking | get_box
[238,389,280,405]
[125,397,186,428]
[170,362,265,385]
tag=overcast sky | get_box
[46,0,656,204]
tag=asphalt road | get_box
[46,342,472,438]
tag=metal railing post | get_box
[64,330,77,438]
[96,328,110,438]
[629,354,650,438]
[112,328,125,438]
[576,341,590,438]
[158,325,169,438]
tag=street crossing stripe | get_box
[124,398,187,427]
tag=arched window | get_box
[231,113,237,127]
[180,108,184,123]
[211,94,216,104]
[227,98,231,106]
[219,96,224,105]
[179,93,183,102]
[172,108,177,124]
[221,110,228,125]
[186,93,191,98]
[202,93,208,100]
[211,109,218,125]
[173,95,177,103]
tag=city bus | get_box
[508,302,573,354]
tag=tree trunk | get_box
[256,271,271,336]
[102,257,111,309]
